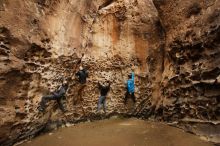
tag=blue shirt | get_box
[127,72,135,93]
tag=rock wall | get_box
[151,0,220,143]
[0,0,219,145]
[0,0,164,145]
[152,0,220,120]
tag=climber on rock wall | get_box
[74,65,88,105]
[38,81,69,112]
[97,81,111,113]
[124,71,136,104]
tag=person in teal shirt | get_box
[124,72,136,104]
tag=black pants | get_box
[124,91,136,104]
[40,95,65,112]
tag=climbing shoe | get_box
[38,107,45,112]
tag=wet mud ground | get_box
[18,118,214,146]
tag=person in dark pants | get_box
[39,83,68,112]
[74,66,88,104]
[97,81,111,113]
[124,72,136,104]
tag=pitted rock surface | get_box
[0,0,219,145]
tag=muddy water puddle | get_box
[18,118,214,146]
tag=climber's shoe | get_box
[38,107,45,112]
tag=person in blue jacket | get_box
[124,72,136,104]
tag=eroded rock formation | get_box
[0,0,219,145]
[152,0,220,143]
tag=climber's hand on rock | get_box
[71,76,76,80]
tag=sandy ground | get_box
[18,118,214,146]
